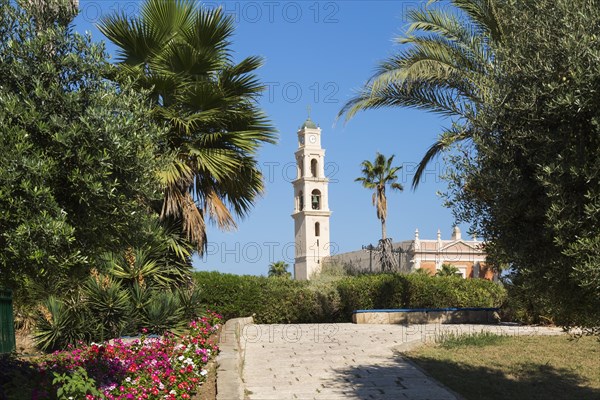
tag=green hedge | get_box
[192,272,336,323]
[404,274,507,309]
[336,274,407,317]
[193,271,507,323]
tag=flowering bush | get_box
[20,311,223,399]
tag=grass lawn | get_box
[406,333,600,400]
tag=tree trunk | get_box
[381,218,386,240]
[378,238,398,272]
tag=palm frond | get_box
[449,0,503,40]
[140,0,195,40]
[204,187,236,230]
[179,191,207,248]
[186,5,235,54]
[339,0,499,188]
[411,125,470,189]
[341,79,469,122]
[102,0,276,252]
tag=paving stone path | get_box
[240,323,563,400]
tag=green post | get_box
[0,288,16,353]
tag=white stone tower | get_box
[292,116,331,280]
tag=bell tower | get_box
[292,116,331,280]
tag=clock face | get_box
[309,135,317,144]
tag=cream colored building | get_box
[292,118,331,280]
[409,227,492,279]
[325,227,494,279]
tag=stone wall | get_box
[352,308,500,325]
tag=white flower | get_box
[178,355,185,361]
[200,369,208,376]
[170,390,177,395]
[125,377,131,383]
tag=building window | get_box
[311,159,318,178]
[298,158,304,178]
[311,189,321,210]
[315,222,320,237]
[298,191,304,211]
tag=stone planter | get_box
[352,307,500,324]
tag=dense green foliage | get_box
[193,271,506,323]
[99,0,276,251]
[0,0,279,352]
[404,274,504,309]
[52,367,104,399]
[34,267,205,351]
[335,274,405,317]
[443,0,600,327]
[339,0,600,329]
[0,1,168,291]
[192,271,333,324]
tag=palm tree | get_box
[355,153,403,240]
[99,0,276,251]
[339,0,502,189]
[268,261,291,278]
[413,268,432,276]
[436,263,461,277]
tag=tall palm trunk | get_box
[356,152,403,271]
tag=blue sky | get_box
[74,0,471,276]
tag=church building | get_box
[407,227,493,279]
[325,227,494,280]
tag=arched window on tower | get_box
[311,189,321,210]
[310,159,318,178]
[315,222,320,237]
[298,158,304,178]
[298,191,304,211]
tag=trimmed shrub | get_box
[193,272,332,323]
[193,271,267,321]
[193,271,507,324]
[254,278,307,324]
[405,274,505,308]
[336,274,407,319]
[305,279,343,323]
